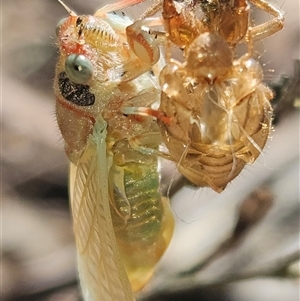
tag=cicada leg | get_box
[122,106,171,124]
[247,0,284,42]
[139,0,163,19]
[95,0,164,81]
[125,18,163,69]
[95,0,146,17]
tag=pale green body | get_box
[54,6,174,300]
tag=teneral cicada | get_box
[127,0,284,192]
[53,1,174,300]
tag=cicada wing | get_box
[69,119,135,301]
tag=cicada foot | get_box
[126,18,161,67]
[122,106,172,125]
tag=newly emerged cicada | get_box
[54,1,174,300]
[127,0,284,192]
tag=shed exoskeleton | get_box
[125,0,284,192]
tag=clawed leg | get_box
[128,132,172,161]
[96,0,166,79]
[95,0,146,16]
[126,17,163,66]
[248,0,284,42]
[122,106,171,124]
[119,17,166,82]
[139,0,163,19]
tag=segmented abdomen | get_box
[110,157,174,292]
[159,60,273,192]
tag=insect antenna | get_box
[57,0,77,16]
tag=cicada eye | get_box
[56,17,68,36]
[65,54,93,84]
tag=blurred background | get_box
[2,0,299,300]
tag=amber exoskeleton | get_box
[128,0,284,192]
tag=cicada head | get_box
[54,1,133,163]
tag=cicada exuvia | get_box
[54,1,174,300]
[126,0,284,192]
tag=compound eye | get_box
[65,54,93,84]
[56,17,68,36]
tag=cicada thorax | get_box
[159,32,273,192]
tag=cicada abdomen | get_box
[54,1,174,300]
[159,43,274,192]
[110,138,174,292]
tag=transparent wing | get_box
[69,118,135,301]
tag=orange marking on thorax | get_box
[56,96,96,124]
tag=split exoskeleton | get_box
[126,0,284,192]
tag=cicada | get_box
[53,1,174,300]
[126,0,284,192]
